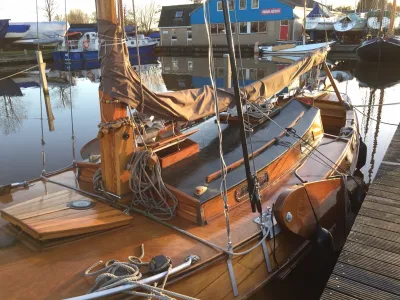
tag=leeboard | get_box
[0,190,133,240]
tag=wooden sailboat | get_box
[357,0,400,62]
[0,1,366,299]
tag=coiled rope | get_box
[128,150,178,220]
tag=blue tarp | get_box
[148,32,160,39]
[7,24,30,33]
[0,19,9,40]
[307,2,333,18]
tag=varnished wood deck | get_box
[321,126,400,299]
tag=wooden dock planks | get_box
[321,126,400,299]
[0,190,133,240]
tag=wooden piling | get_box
[36,50,55,131]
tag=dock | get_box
[321,126,400,299]
[0,50,52,66]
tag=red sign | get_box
[261,8,281,15]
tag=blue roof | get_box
[307,2,333,18]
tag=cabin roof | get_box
[158,4,202,28]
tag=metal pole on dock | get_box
[223,53,232,89]
[36,50,55,131]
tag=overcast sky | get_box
[0,0,359,23]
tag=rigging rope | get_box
[65,0,76,165]
[204,0,233,252]
[128,151,178,220]
[0,65,39,81]
[36,0,46,175]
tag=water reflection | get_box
[0,55,399,187]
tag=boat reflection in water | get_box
[354,60,400,89]
[161,55,301,93]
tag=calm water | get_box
[0,55,399,298]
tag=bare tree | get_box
[43,0,59,22]
[134,1,160,34]
[67,9,90,24]
[0,96,27,135]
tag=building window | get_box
[211,24,218,34]
[240,0,246,10]
[259,21,267,32]
[251,0,259,9]
[187,29,192,45]
[217,23,225,34]
[171,36,177,45]
[231,23,236,34]
[175,11,183,18]
[250,22,258,33]
[217,0,234,11]
[240,22,247,34]
[188,60,193,71]
[281,20,289,26]
[172,57,178,70]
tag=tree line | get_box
[42,0,160,34]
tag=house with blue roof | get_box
[189,0,309,46]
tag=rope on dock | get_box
[0,65,38,81]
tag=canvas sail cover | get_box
[0,19,9,40]
[307,2,333,18]
[98,20,327,122]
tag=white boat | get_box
[334,13,367,32]
[260,41,335,55]
[305,2,336,31]
[11,21,69,45]
[5,24,31,40]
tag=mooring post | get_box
[36,50,55,131]
[223,53,232,89]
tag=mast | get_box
[303,0,307,45]
[96,0,135,196]
[378,0,385,36]
[220,0,261,213]
[388,0,397,35]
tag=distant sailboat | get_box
[305,2,336,31]
[11,21,69,46]
[334,13,367,33]
[357,0,400,62]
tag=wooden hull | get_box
[356,37,400,62]
[0,94,362,299]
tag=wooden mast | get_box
[96,0,135,196]
[388,0,397,35]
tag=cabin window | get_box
[240,22,247,33]
[252,0,259,9]
[175,11,183,18]
[217,0,234,11]
[240,0,247,10]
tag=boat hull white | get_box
[260,41,335,55]
[306,17,336,31]
[334,20,367,32]
[367,17,391,30]
[5,32,28,39]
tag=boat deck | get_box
[321,126,400,299]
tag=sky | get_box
[0,0,357,23]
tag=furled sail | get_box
[98,20,327,122]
